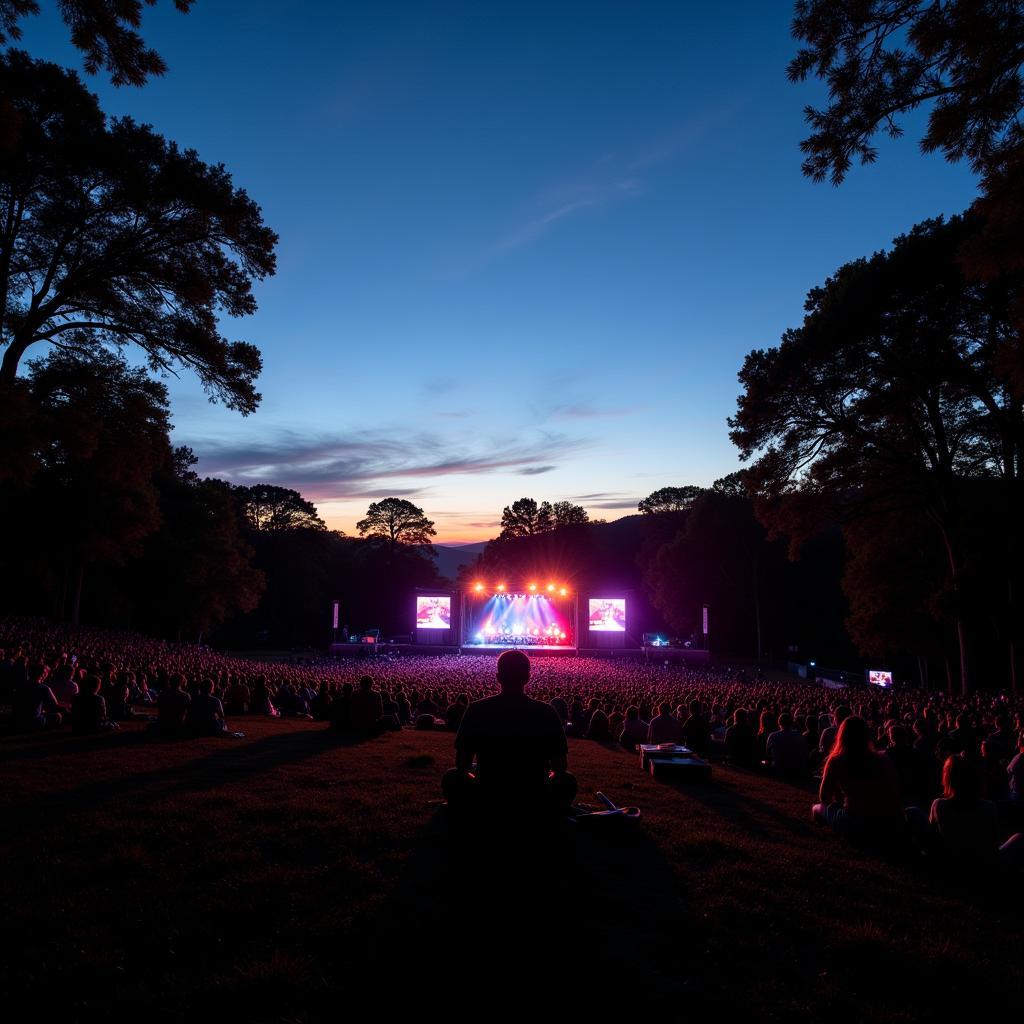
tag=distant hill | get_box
[432,541,489,581]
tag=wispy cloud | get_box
[189,429,591,501]
[589,498,641,510]
[490,178,643,256]
[518,465,557,476]
[548,402,640,420]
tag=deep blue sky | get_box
[21,1,978,540]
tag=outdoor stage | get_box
[404,581,710,660]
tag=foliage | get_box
[357,497,436,555]
[637,485,705,514]
[235,484,326,532]
[0,52,277,413]
[499,497,553,538]
[789,0,1024,185]
[0,0,195,85]
[731,214,1024,690]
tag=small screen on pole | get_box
[416,596,451,629]
[868,670,893,688]
[588,598,626,632]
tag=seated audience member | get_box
[1007,734,1024,803]
[329,682,353,731]
[414,713,436,730]
[608,709,625,741]
[394,687,412,725]
[103,672,135,721]
[766,712,808,777]
[50,664,80,708]
[224,677,251,715]
[251,677,281,717]
[812,716,905,843]
[818,705,851,758]
[186,678,228,736]
[619,705,649,751]
[585,709,611,741]
[648,702,685,744]
[930,755,1024,869]
[681,700,711,755]
[350,675,386,734]
[443,650,576,820]
[12,664,63,731]
[725,708,756,768]
[71,675,116,734]
[311,682,333,721]
[755,710,777,764]
[445,694,468,730]
[885,723,933,808]
[155,674,192,734]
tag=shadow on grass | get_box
[332,804,702,1011]
[0,726,375,833]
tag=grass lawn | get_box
[2,720,1020,1021]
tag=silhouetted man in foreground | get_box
[443,649,577,820]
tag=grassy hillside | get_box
[3,722,1019,1020]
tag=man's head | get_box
[496,650,530,693]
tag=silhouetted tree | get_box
[236,484,326,532]
[645,488,789,659]
[133,453,265,639]
[357,497,436,559]
[637,486,705,514]
[550,500,589,528]
[788,0,1024,185]
[0,53,277,412]
[0,0,195,85]
[788,1,1024,351]
[26,347,172,624]
[731,215,1023,693]
[499,497,553,538]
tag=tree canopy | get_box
[0,52,277,412]
[0,0,195,85]
[789,0,1024,185]
[357,497,436,555]
[731,214,1023,692]
[637,485,705,514]
[235,484,326,532]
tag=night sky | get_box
[21,1,978,540]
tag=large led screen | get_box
[868,670,893,688]
[416,595,451,629]
[588,598,626,632]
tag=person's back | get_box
[681,701,710,754]
[71,678,109,734]
[457,690,565,789]
[619,707,648,751]
[767,715,808,776]
[648,703,684,744]
[157,675,191,732]
[350,676,383,732]
[725,711,755,768]
[445,649,575,818]
[186,680,226,736]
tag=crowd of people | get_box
[2,617,1022,868]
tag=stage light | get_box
[497,583,506,592]
[473,582,484,593]
[528,583,537,592]
[546,583,555,592]
[559,587,568,596]
[559,631,567,638]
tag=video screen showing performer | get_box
[416,596,451,629]
[588,598,626,632]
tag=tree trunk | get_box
[935,519,969,696]
[71,562,84,628]
[752,553,762,666]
